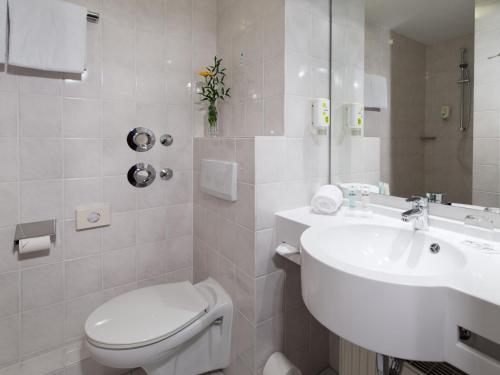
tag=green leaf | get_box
[196,56,230,107]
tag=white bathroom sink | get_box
[315,223,466,277]
[293,207,500,373]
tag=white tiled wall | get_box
[193,137,286,375]
[473,0,500,207]
[215,0,285,137]
[258,0,332,373]
[193,1,331,375]
[195,4,288,375]
[363,21,390,185]
[263,0,333,360]
[329,0,377,186]
[327,0,367,370]
[0,0,332,374]
[0,0,216,374]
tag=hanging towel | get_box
[0,0,6,64]
[311,185,344,215]
[8,0,87,74]
[364,73,388,109]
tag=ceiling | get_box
[365,0,475,45]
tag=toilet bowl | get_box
[84,278,233,375]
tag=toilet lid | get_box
[85,282,209,349]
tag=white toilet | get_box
[84,278,233,375]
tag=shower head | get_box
[459,48,467,64]
[459,48,469,69]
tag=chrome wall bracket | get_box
[14,220,56,244]
[160,168,173,180]
[160,134,174,146]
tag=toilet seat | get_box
[85,281,209,350]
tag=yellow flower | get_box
[199,71,214,77]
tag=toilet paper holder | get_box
[14,219,56,245]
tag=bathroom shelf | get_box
[420,136,437,141]
[14,219,56,243]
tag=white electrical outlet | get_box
[76,204,111,230]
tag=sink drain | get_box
[430,243,440,254]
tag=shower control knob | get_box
[160,168,173,180]
[127,163,156,188]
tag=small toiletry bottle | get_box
[348,189,357,210]
[384,183,390,196]
[378,182,385,195]
[361,189,370,211]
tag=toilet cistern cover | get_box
[85,281,209,349]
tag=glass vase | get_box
[208,103,218,137]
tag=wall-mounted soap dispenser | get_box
[311,98,330,135]
[345,103,364,136]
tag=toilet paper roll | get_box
[263,352,302,375]
[19,235,51,254]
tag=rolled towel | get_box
[311,185,343,215]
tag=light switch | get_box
[76,204,111,230]
[441,106,450,120]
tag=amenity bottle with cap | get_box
[361,189,370,211]
[348,188,357,210]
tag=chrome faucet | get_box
[402,196,429,230]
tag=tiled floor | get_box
[131,370,223,375]
[133,368,337,375]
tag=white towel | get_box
[311,185,344,215]
[0,0,6,64]
[364,73,388,109]
[8,0,87,74]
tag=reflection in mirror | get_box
[330,0,491,209]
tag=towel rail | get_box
[87,11,99,23]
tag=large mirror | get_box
[330,0,498,208]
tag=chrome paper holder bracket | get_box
[14,220,56,244]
